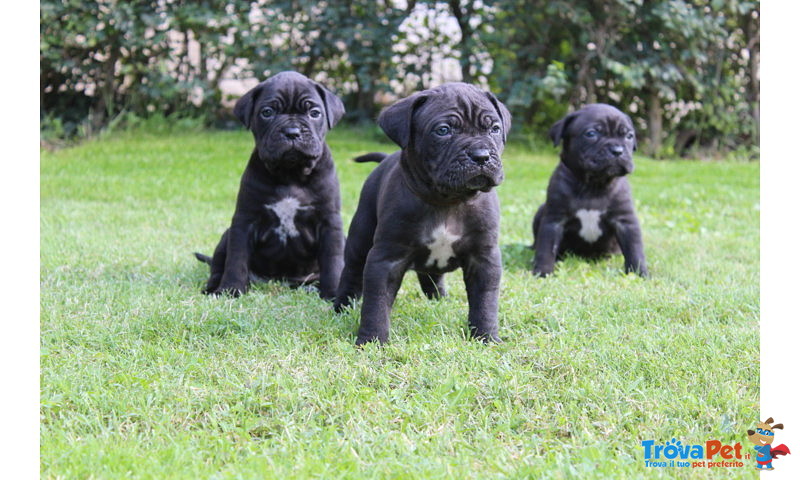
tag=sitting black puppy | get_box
[532,103,648,277]
[195,71,346,299]
[334,83,511,345]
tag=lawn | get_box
[40,126,759,479]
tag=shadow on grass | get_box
[501,243,533,273]
[501,242,630,276]
[78,259,359,345]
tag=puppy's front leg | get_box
[356,247,407,345]
[532,217,564,277]
[612,215,648,277]
[463,246,502,342]
[316,214,345,300]
[215,221,252,296]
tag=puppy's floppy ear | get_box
[548,111,578,147]
[773,423,784,430]
[313,81,345,130]
[377,92,429,148]
[485,91,512,142]
[233,84,263,129]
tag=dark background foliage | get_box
[40,0,759,158]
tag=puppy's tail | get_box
[194,252,212,265]
[353,152,388,163]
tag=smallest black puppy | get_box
[532,103,648,277]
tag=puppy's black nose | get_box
[469,148,491,164]
[282,127,301,140]
[609,144,625,157]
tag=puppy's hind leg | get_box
[334,202,378,312]
[532,204,545,249]
[417,272,447,299]
[201,229,229,294]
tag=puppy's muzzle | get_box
[281,126,302,140]
[586,144,633,177]
[469,148,491,165]
[464,149,503,191]
[258,121,322,172]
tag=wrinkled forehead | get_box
[571,106,633,133]
[258,75,322,108]
[415,86,498,127]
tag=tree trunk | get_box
[449,0,474,83]
[199,41,207,86]
[745,12,760,143]
[91,46,119,133]
[571,53,594,105]
[646,88,663,158]
[354,74,376,121]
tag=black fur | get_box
[334,83,511,345]
[197,71,346,299]
[532,103,647,277]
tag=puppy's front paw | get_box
[532,266,553,278]
[333,299,346,313]
[209,283,246,297]
[470,329,503,344]
[355,324,389,346]
[355,333,387,346]
[333,295,352,313]
[532,258,555,277]
[624,261,649,278]
[318,288,336,302]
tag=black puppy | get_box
[532,103,647,277]
[334,83,511,345]
[196,71,346,299]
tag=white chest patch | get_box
[575,209,604,243]
[264,197,311,243]
[425,225,461,268]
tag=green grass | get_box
[41,127,759,479]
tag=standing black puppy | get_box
[334,83,511,345]
[532,103,647,277]
[196,71,346,299]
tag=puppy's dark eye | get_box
[584,129,598,138]
[490,124,501,134]
[309,108,322,119]
[434,125,451,137]
[259,107,276,119]
[625,132,635,141]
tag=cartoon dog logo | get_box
[747,417,791,470]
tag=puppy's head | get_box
[378,83,511,201]
[549,104,636,184]
[234,71,345,176]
